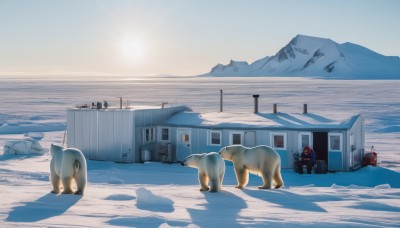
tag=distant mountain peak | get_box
[203,35,400,79]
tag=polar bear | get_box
[181,152,225,192]
[50,144,87,195]
[219,145,284,189]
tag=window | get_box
[298,132,312,152]
[161,128,170,141]
[144,127,155,143]
[271,132,287,149]
[208,130,221,146]
[181,133,190,143]
[229,132,243,145]
[329,133,342,151]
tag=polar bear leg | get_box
[198,172,210,191]
[50,173,61,194]
[273,163,284,189]
[74,176,86,195]
[234,166,249,189]
[219,171,225,191]
[61,176,74,194]
[74,166,87,195]
[209,177,220,192]
[259,169,273,189]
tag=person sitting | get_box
[297,146,316,174]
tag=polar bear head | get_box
[181,154,205,168]
[50,144,64,157]
[218,145,245,161]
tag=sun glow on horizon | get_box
[118,35,148,65]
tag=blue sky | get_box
[0,0,399,76]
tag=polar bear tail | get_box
[74,160,80,173]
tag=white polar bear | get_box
[219,145,284,189]
[50,144,87,195]
[181,152,225,192]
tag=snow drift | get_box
[3,138,44,155]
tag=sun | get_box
[119,37,147,64]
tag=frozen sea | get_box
[1,76,400,227]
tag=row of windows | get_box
[144,127,169,143]
[144,127,343,151]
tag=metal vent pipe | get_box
[253,94,259,113]
[303,103,308,114]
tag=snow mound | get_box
[136,187,173,205]
[135,187,174,212]
[0,121,65,134]
[3,139,44,155]
[107,178,125,185]
[105,194,136,201]
[375,184,391,189]
[23,132,45,140]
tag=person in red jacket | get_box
[297,145,316,174]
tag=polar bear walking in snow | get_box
[50,144,87,195]
[181,152,225,192]
[219,145,284,189]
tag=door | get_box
[176,129,191,161]
[313,132,328,163]
[244,131,256,147]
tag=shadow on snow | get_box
[6,193,81,222]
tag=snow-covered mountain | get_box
[204,35,400,79]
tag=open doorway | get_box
[313,132,328,163]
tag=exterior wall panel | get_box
[113,111,123,162]
[121,111,133,162]
[81,111,91,159]
[66,110,75,147]
[98,111,114,161]
[74,111,83,151]
[89,111,98,160]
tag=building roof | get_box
[70,105,190,112]
[165,111,361,130]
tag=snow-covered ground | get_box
[1,76,400,227]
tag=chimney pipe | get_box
[120,97,122,109]
[273,103,277,114]
[220,90,223,112]
[253,94,259,113]
[303,104,308,114]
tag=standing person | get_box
[297,146,316,174]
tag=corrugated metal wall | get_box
[98,110,113,161]
[67,109,135,162]
[348,115,364,170]
[67,106,188,163]
[89,111,98,159]
[66,110,75,147]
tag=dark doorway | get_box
[313,132,328,163]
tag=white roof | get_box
[70,105,189,112]
[165,111,360,130]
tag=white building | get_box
[67,102,365,172]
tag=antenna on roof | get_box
[220,90,223,112]
[161,102,168,109]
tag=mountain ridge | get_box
[202,35,400,79]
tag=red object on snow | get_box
[363,152,378,166]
